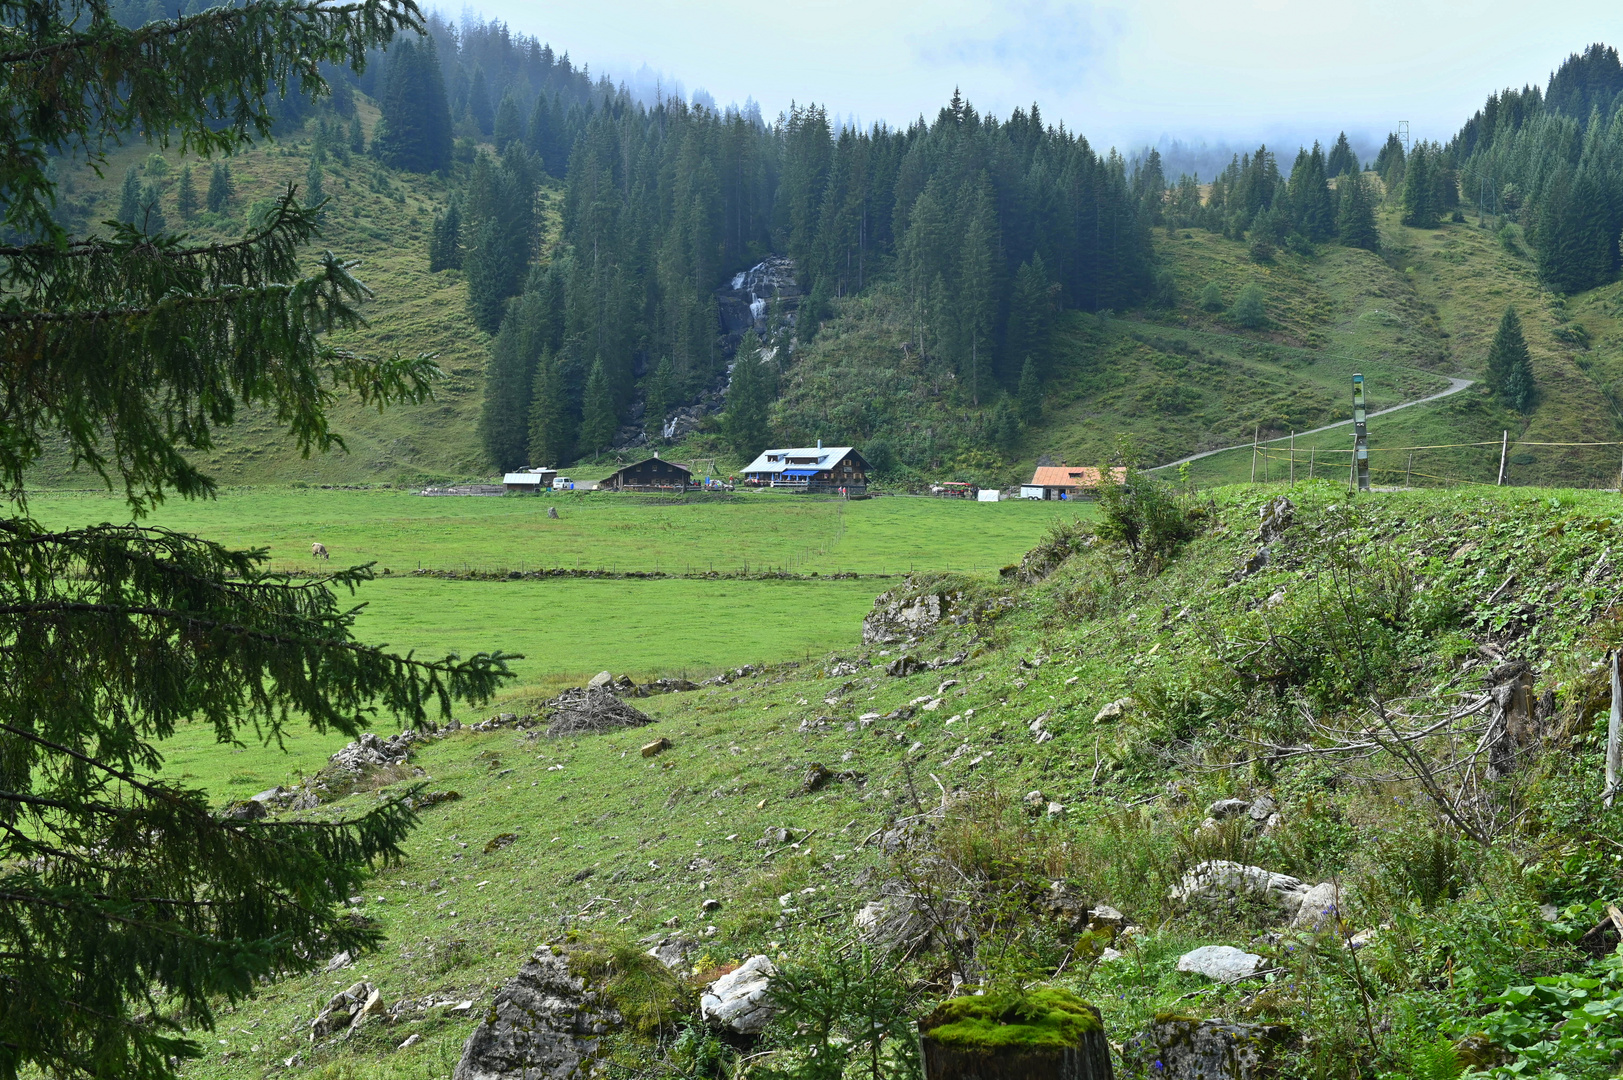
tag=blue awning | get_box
[782,469,817,478]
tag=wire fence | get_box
[1240,435,1623,491]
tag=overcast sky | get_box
[461,0,1618,154]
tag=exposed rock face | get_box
[1129,1015,1291,1079]
[1176,945,1264,982]
[453,949,620,1080]
[699,955,776,1035]
[863,588,961,645]
[1168,860,1309,921]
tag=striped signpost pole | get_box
[1352,373,1371,492]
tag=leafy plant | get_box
[762,944,920,1080]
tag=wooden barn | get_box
[600,454,694,493]
[740,443,869,494]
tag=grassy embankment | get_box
[163,480,1623,1080]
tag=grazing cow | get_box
[311,542,329,560]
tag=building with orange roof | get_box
[1019,465,1127,500]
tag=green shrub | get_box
[1093,468,1203,566]
[1199,281,1225,311]
[763,944,920,1080]
[1230,282,1269,328]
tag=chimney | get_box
[817,439,822,450]
[653,451,660,459]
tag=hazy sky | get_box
[460,0,1619,153]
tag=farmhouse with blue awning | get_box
[740,443,869,494]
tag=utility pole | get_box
[1399,120,1410,156]
[1352,373,1370,492]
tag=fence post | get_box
[1609,650,1621,810]
[1497,430,1509,486]
[1309,447,1315,481]
[1250,426,1259,484]
[1290,431,1296,485]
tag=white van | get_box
[552,476,574,490]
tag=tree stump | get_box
[918,989,1114,1080]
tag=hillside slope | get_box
[177,481,1623,1080]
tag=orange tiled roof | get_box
[1028,466,1126,488]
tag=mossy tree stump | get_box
[918,989,1114,1080]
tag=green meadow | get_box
[56,488,1087,803]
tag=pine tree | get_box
[723,334,771,459]
[1326,131,1358,177]
[304,154,324,206]
[428,199,462,272]
[493,93,523,151]
[643,356,673,441]
[349,112,365,154]
[578,357,617,455]
[206,161,233,213]
[1016,355,1042,423]
[1337,172,1379,251]
[463,151,538,334]
[175,163,198,220]
[0,5,510,1077]
[478,294,537,470]
[117,165,141,225]
[467,68,494,136]
[527,349,573,466]
[138,181,166,234]
[1486,306,1536,412]
[1374,132,1406,188]
[374,36,453,173]
[1290,142,1335,241]
[1401,144,1438,228]
[1005,256,1056,379]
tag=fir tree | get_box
[643,356,673,441]
[527,349,573,466]
[722,335,771,459]
[428,198,462,272]
[463,151,538,334]
[493,93,523,151]
[138,181,166,234]
[175,163,198,220]
[1401,144,1438,228]
[1486,306,1536,412]
[0,4,509,1077]
[304,154,324,206]
[478,292,538,470]
[349,112,365,155]
[374,36,453,173]
[117,165,141,225]
[1005,255,1056,379]
[1374,132,1406,188]
[577,356,617,455]
[991,395,1021,451]
[466,67,494,136]
[205,161,233,213]
[1337,172,1379,251]
[1016,356,1042,423]
[1290,142,1335,241]
[1326,131,1358,177]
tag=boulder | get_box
[854,884,934,953]
[884,654,925,677]
[643,935,694,970]
[1129,1015,1291,1079]
[1092,698,1135,724]
[1169,860,1309,921]
[1176,945,1264,983]
[700,955,776,1035]
[1206,798,1251,820]
[1039,881,1092,935]
[310,981,382,1040]
[587,671,613,689]
[1246,795,1278,822]
[453,949,620,1080]
[862,588,960,645]
[327,731,419,777]
[1291,882,1342,931]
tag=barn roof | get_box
[1028,466,1127,488]
[741,446,859,474]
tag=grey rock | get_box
[1291,882,1342,931]
[1129,1015,1291,1079]
[1258,495,1294,544]
[453,949,621,1080]
[1093,697,1135,724]
[700,954,776,1035]
[1176,945,1264,982]
[1169,860,1309,921]
[311,981,380,1041]
[854,882,934,953]
[644,935,694,970]
[327,731,419,776]
[1206,798,1252,820]
[587,671,613,690]
[862,588,960,645]
[1247,794,1278,821]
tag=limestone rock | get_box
[853,883,934,953]
[310,981,381,1040]
[452,949,621,1080]
[862,588,959,645]
[1206,798,1251,820]
[1093,697,1135,724]
[1129,1014,1291,1078]
[1169,860,1309,921]
[327,731,419,776]
[700,955,776,1035]
[1176,945,1264,982]
[587,671,613,690]
[1291,882,1341,931]
[643,934,694,970]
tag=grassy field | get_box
[25,488,1082,575]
